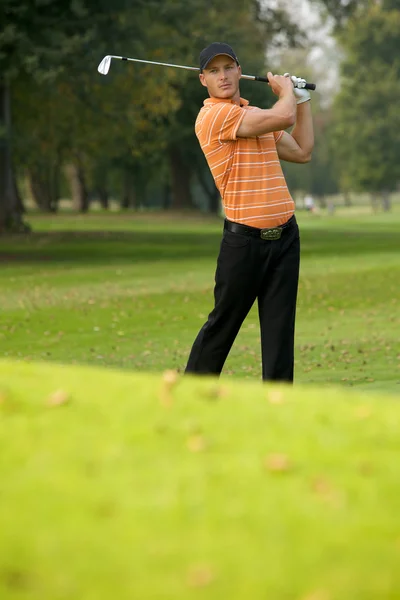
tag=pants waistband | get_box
[224,215,296,240]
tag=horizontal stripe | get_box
[215,172,229,182]
[229,161,281,167]
[224,204,294,218]
[223,200,292,210]
[224,186,289,195]
[227,176,283,184]
[204,145,226,159]
[206,148,277,157]
[215,169,282,182]
[234,150,277,156]
[209,155,232,171]
[227,210,294,223]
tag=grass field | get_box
[0,208,399,393]
[1,208,400,598]
[1,360,400,599]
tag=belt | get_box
[224,215,295,241]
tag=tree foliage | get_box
[311,0,371,30]
[0,0,103,229]
[330,3,400,196]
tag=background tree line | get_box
[0,0,399,232]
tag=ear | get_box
[199,73,207,88]
[237,65,242,78]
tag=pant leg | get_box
[257,219,300,382]
[185,229,261,376]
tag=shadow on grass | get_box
[0,228,399,266]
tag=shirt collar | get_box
[204,97,249,107]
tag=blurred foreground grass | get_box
[0,360,399,599]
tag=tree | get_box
[0,0,159,229]
[271,45,339,205]
[330,4,400,207]
[4,0,306,220]
[0,0,97,230]
[311,0,371,30]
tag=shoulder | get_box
[196,102,234,136]
[197,102,244,128]
[198,101,236,118]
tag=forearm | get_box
[237,92,296,137]
[290,101,314,159]
[273,92,297,125]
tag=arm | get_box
[236,73,296,138]
[276,99,314,163]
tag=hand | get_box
[267,71,294,98]
[284,73,311,104]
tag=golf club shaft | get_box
[98,55,317,90]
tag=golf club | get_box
[97,55,316,90]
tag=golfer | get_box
[185,42,314,382]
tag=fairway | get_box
[0,209,399,393]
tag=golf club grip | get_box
[254,76,316,91]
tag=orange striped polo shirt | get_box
[195,96,295,228]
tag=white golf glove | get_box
[284,73,311,104]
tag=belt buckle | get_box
[260,227,282,240]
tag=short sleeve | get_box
[200,103,246,145]
[273,130,284,143]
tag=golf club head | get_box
[98,55,112,75]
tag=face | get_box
[199,55,242,102]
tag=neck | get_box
[209,89,241,105]
[230,89,241,105]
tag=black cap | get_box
[199,42,239,72]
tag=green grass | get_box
[0,209,399,393]
[1,210,400,597]
[1,359,400,599]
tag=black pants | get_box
[185,215,300,382]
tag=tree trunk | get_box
[95,167,109,209]
[162,184,171,209]
[65,162,89,212]
[48,161,60,212]
[27,167,58,212]
[135,182,146,210]
[28,169,48,210]
[370,192,379,212]
[168,146,193,209]
[0,78,27,232]
[381,190,391,212]
[121,168,136,209]
[13,171,25,214]
[209,190,221,214]
[343,191,352,207]
[98,187,109,210]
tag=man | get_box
[185,42,314,382]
